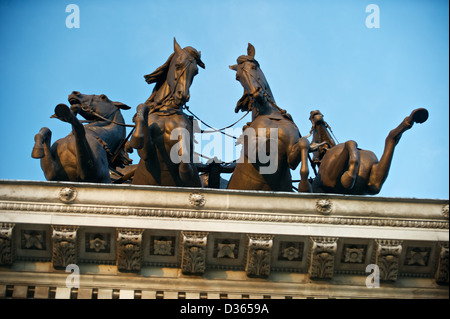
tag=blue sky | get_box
[0,0,448,199]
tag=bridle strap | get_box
[166,58,194,103]
[78,96,135,128]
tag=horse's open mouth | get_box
[68,97,81,106]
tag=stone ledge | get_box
[0,180,448,298]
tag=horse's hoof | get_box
[31,146,44,159]
[54,103,74,123]
[298,180,312,193]
[411,108,429,124]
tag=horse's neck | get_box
[313,123,336,147]
[147,81,176,109]
[251,100,279,121]
[85,111,126,149]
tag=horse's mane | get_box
[143,46,205,110]
[144,52,175,107]
[234,55,294,123]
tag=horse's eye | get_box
[100,94,107,100]
[251,65,257,70]
[176,63,183,70]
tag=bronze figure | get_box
[197,157,235,188]
[32,91,131,182]
[298,108,429,195]
[227,43,306,191]
[130,38,205,187]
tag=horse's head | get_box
[229,43,274,113]
[68,91,131,121]
[144,38,205,107]
[308,110,336,150]
[309,110,325,127]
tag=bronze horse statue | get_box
[227,44,307,191]
[297,108,429,195]
[130,38,205,187]
[32,91,131,183]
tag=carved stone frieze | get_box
[309,237,338,279]
[316,199,333,215]
[59,187,77,203]
[154,239,173,256]
[435,242,449,284]
[86,232,110,253]
[116,229,143,272]
[246,234,274,278]
[22,230,46,250]
[181,231,208,275]
[344,247,365,263]
[404,247,430,266]
[0,200,448,230]
[149,235,176,257]
[278,241,304,262]
[189,193,205,208]
[0,223,15,265]
[442,204,449,219]
[52,225,78,268]
[217,242,236,259]
[375,239,403,281]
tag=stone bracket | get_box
[117,229,144,272]
[375,239,403,281]
[0,223,15,265]
[309,237,338,279]
[181,231,208,275]
[51,225,79,269]
[435,242,449,284]
[246,234,274,278]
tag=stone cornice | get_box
[1,180,448,298]
[0,180,449,240]
[0,199,447,231]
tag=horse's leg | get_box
[179,162,201,187]
[289,137,312,192]
[367,108,428,194]
[32,127,58,181]
[130,103,150,150]
[54,104,98,182]
[32,127,50,159]
[340,140,360,189]
[174,133,201,187]
[320,141,358,190]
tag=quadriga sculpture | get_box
[32,91,131,183]
[227,44,307,191]
[297,108,429,195]
[130,38,205,187]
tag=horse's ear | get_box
[229,64,238,71]
[113,101,131,110]
[247,43,255,58]
[197,51,205,69]
[174,37,182,55]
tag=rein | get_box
[75,96,136,173]
[241,66,297,128]
[78,96,135,128]
[239,64,326,178]
[184,105,249,140]
[164,58,194,106]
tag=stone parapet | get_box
[0,180,448,299]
